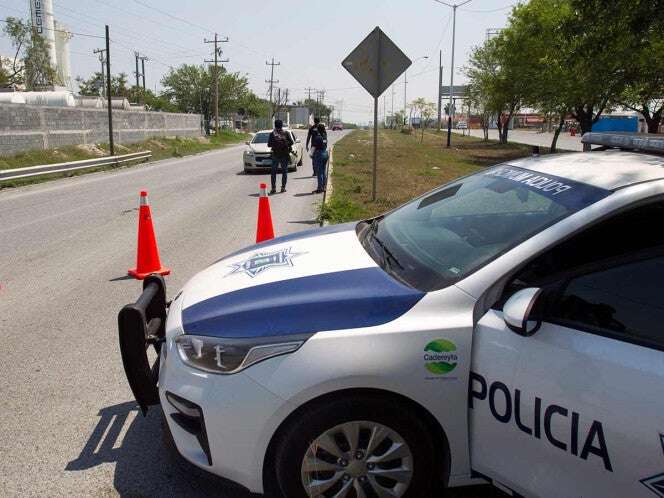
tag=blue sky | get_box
[0,0,514,123]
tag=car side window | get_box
[547,255,664,350]
[506,200,664,293]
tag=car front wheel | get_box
[267,394,438,498]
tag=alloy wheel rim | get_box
[300,420,413,498]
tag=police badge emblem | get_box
[227,247,304,278]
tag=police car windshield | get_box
[361,165,610,291]
[252,132,270,144]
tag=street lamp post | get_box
[434,0,472,147]
[404,55,428,127]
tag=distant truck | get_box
[331,122,344,131]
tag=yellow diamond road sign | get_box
[342,27,411,99]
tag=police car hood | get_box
[179,223,425,339]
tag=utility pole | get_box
[140,55,148,93]
[403,70,407,126]
[316,89,326,123]
[437,50,443,131]
[104,25,114,156]
[391,85,395,128]
[276,88,281,118]
[93,48,106,97]
[304,87,315,102]
[434,0,473,147]
[205,32,229,135]
[265,58,280,120]
[134,52,141,94]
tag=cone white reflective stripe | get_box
[259,184,268,197]
[139,191,149,206]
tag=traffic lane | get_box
[0,131,349,496]
[0,131,336,308]
[455,128,583,151]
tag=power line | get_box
[460,3,514,13]
[304,87,316,101]
[51,0,207,60]
[91,0,200,40]
[132,0,215,35]
[0,17,104,38]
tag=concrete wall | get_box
[0,103,203,156]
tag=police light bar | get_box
[582,132,664,154]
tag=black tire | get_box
[266,394,438,498]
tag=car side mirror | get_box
[503,287,543,336]
[245,141,250,145]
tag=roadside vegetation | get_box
[0,130,248,189]
[320,129,534,224]
[465,0,663,151]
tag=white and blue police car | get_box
[119,132,664,498]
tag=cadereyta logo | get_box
[227,247,304,278]
[424,339,458,375]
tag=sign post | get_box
[342,27,411,201]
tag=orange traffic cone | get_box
[256,183,275,243]
[128,191,171,279]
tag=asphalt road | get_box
[0,130,349,497]
[455,128,584,151]
[0,128,506,498]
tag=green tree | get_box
[559,0,634,138]
[161,64,264,133]
[238,92,270,118]
[127,85,178,112]
[466,83,492,141]
[161,64,213,131]
[76,72,104,96]
[411,98,436,142]
[616,1,664,133]
[466,0,664,152]
[506,0,575,151]
[75,72,130,98]
[466,39,519,144]
[2,16,59,89]
[300,98,333,123]
[393,110,406,128]
[0,60,10,87]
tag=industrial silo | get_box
[29,0,57,69]
[54,20,73,90]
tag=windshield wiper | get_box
[367,218,404,272]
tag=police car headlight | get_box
[175,335,303,374]
[246,150,254,156]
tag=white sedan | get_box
[242,129,303,173]
[120,132,664,498]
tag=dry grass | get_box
[320,129,534,223]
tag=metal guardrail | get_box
[0,151,152,182]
